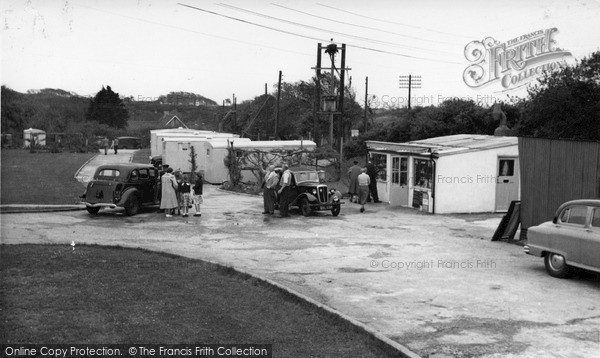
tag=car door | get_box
[580,207,600,268]
[556,205,588,263]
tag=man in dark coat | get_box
[366,160,380,203]
[347,160,361,202]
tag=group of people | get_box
[262,163,292,218]
[159,165,204,218]
[101,137,119,155]
[348,160,380,213]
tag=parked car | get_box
[81,163,161,216]
[277,169,343,216]
[116,136,142,149]
[524,199,600,278]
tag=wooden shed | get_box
[519,137,600,234]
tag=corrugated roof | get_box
[209,140,316,150]
[367,134,517,156]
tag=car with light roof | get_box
[524,199,600,278]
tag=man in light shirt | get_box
[357,168,370,213]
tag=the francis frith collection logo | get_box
[463,28,572,90]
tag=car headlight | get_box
[332,195,339,202]
[312,189,317,195]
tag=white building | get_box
[204,140,317,184]
[161,136,251,176]
[23,128,46,148]
[149,128,238,157]
[366,134,519,214]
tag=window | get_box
[371,153,387,181]
[414,159,433,189]
[392,157,400,184]
[560,206,588,226]
[400,157,408,185]
[96,169,120,179]
[498,159,515,176]
[592,209,600,228]
[138,169,149,180]
[391,157,408,185]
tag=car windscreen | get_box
[294,172,320,182]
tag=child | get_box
[179,174,192,217]
[192,172,203,217]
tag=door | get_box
[495,157,519,212]
[581,207,600,268]
[389,156,409,206]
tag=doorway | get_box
[495,157,520,212]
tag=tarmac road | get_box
[1,151,599,357]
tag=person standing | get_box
[357,168,370,213]
[101,137,109,155]
[264,165,279,215]
[192,172,203,217]
[160,167,178,217]
[262,165,276,214]
[348,160,361,202]
[366,160,380,203]
[112,137,119,155]
[179,174,192,217]
[277,163,292,218]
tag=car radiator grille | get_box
[318,186,328,203]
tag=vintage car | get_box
[278,169,343,216]
[524,199,600,278]
[81,163,161,216]
[116,136,142,149]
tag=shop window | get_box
[413,159,433,189]
[371,153,387,181]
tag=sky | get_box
[2,0,600,109]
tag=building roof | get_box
[209,140,317,150]
[366,134,518,157]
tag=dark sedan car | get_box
[81,163,161,216]
[279,170,343,216]
[524,199,600,278]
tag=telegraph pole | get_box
[399,75,421,109]
[275,70,282,139]
[313,43,322,144]
[364,76,368,134]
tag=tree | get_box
[86,86,129,129]
[517,51,600,140]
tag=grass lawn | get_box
[0,149,96,205]
[0,244,394,357]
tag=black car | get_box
[81,163,161,216]
[280,170,343,216]
[116,136,142,149]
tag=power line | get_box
[316,3,472,40]
[177,3,464,65]
[219,3,458,56]
[271,3,465,46]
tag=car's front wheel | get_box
[331,204,341,216]
[86,206,100,215]
[300,198,312,216]
[544,253,570,278]
[125,195,140,216]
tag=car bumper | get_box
[82,202,118,209]
[523,244,544,257]
[309,201,344,210]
